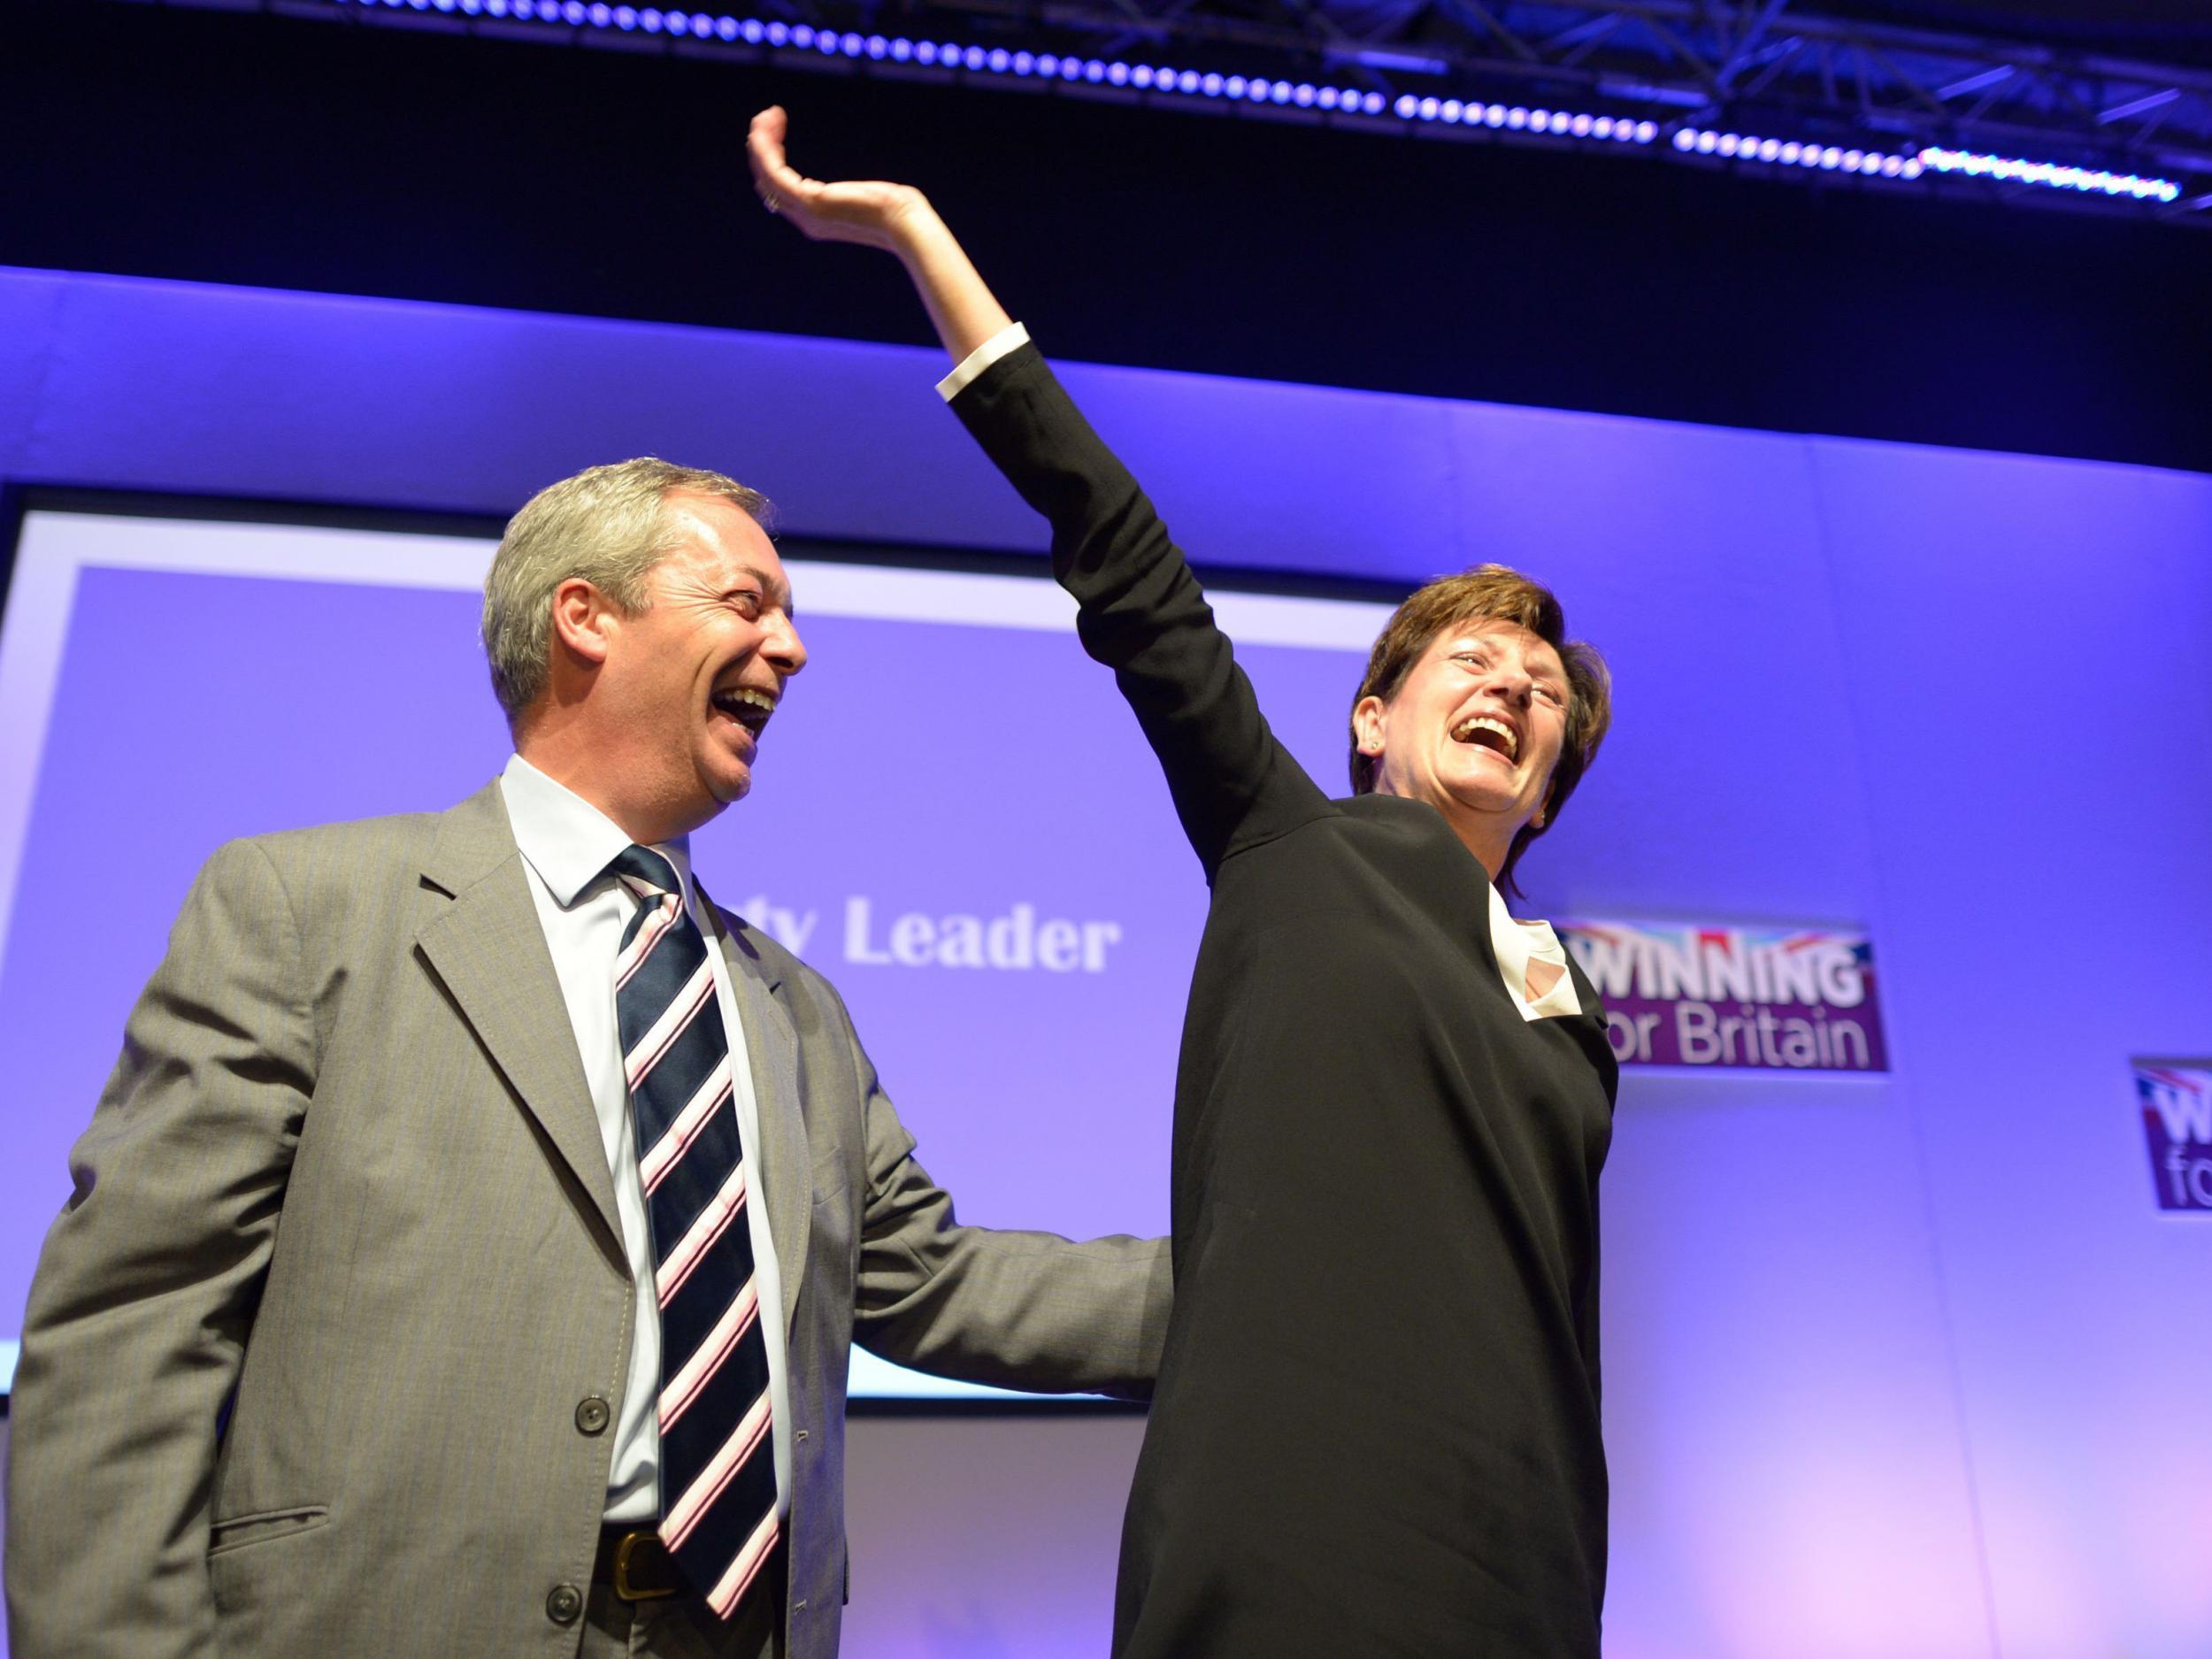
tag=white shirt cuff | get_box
[935,322,1031,402]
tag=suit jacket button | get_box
[575,1395,611,1435]
[546,1584,583,1625]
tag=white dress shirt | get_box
[936,321,1032,402]
[1488,885,1583,1021]
[500,755,792,1525]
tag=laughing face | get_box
[1352,618,1569,876]
[591,489,807,836]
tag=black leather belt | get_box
[594,1527,685,1601]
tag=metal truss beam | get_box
[148,0,2212,222]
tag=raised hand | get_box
[746,105,929,252]
[748,105,1015,361]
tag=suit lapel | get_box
[704,892,813,1337]
[415,781,625,1258]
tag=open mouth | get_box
[710,684,778,739]
[1448,712,1518,763]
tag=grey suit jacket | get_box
[4,781,1171,1659]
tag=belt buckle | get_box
[613,1530,678,1601]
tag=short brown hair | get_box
[1348,565,1611,894]
[482,457,772,724]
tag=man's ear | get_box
[1351,694,1388,758]
[549,577,618,670]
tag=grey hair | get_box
[481,457,772,723]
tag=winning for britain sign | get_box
[1559,920,1886,1073]
[2135,1062,2212,1214]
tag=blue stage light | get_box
[1915,142,2177,198]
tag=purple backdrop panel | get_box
[1812,438,2212,1659]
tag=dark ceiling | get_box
[4,0,2209,472]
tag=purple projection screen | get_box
[0,502,1394,1402]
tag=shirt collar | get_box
[500,754,695,910]
[1486,883,1580,1018]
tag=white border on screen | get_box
[0,507,1392,1402]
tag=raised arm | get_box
[747,108,1330,876]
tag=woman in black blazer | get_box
[751,108,1619,1659]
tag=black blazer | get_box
[953,342,1618,1659]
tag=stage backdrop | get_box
[1,265,2208,1659]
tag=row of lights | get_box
[1675,127,1922,178]
[1395,101,1658,142]
[1674,127,2183,200]
[343,0,1385,104]
[1919,146,2181,202]
[339,0,1664,124]
[334,0,2187,204]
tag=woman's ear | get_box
[1351,695,1388,758]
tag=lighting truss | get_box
[166,0,2212,223]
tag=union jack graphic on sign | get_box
[2134,1063,2212,1214]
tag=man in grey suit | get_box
[4,458,1171,1658]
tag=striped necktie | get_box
[607,845,780,1620]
